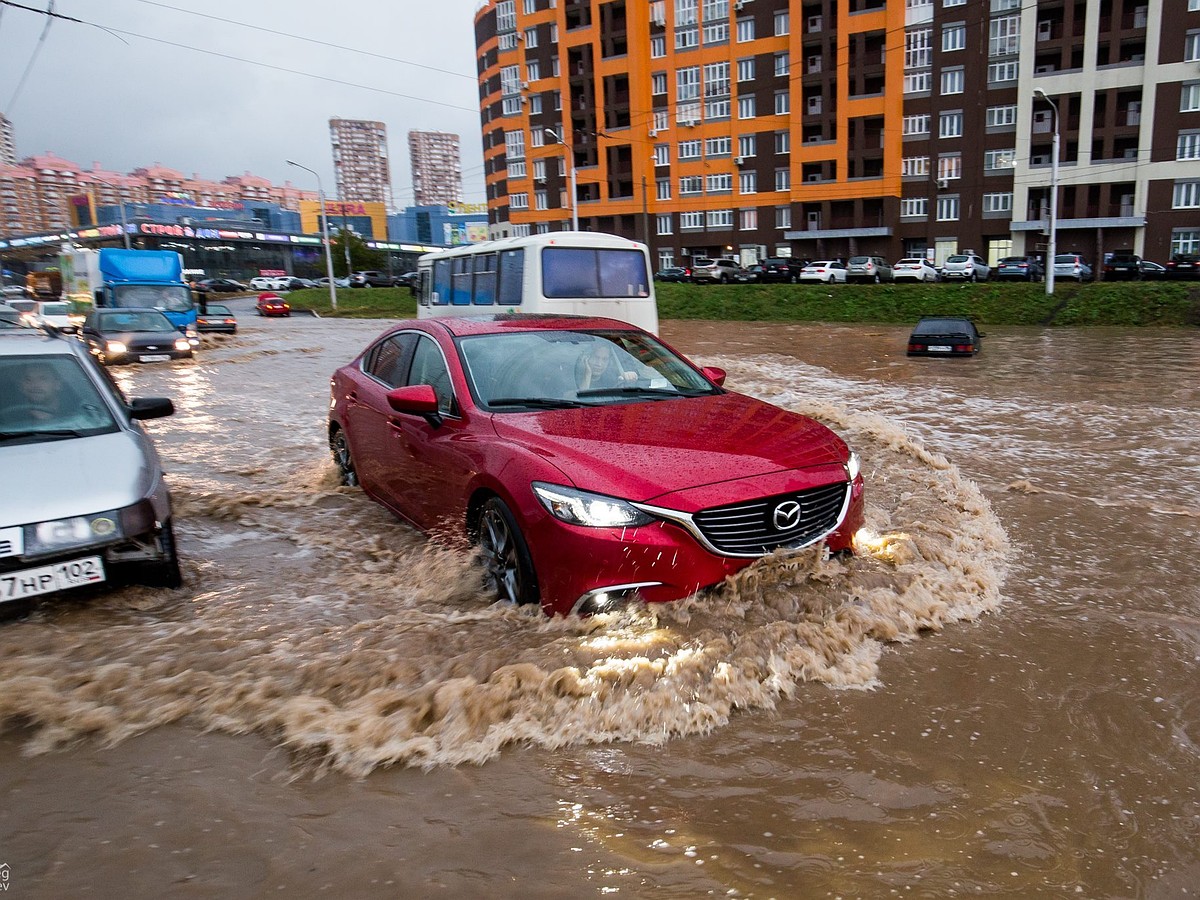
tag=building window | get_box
[530,94,543,114]
[1178,132,1200,160]
[657,179,672,200]
[937,155,962,179]
[738,134,756,156]
[510,192,529,210]
[535,191,548,210]
[525,27,539,48]
[740,208,757,230]
[653,72,667,94]
[984,149,1015,170]
[774,10,789,35]
[903,114,931,135]
[680,210,704,229]
[497,0,516,31]
[986,104,1017,127]
[680,175,703,194]
[939,111,963,138]
[526,61,540,81]
[774,52,790,76]
[654,143,670,166]
[704,61,731,97]
[676,25,699,49]
[983,192,1013,213]
[941,67,964,94]
[505,129,526,158]
[507,160,527,179]
[942,22,966,51]
[989,15,1020,56]
[906,28,932,69]
[676,0,697,24]
[774,91,790,114]
[1173,181,1200,208]
[679,139,702,159]
[737,58,755,81]
[1191,0,1200,11]
[1187,31,1200,62]
[737,18,755,42]
[738,95,756,118]
[707,209,734,228]
[775,131,790,154]
[988,60,1018,83]
[651,35,666,57]
[677,66,700,101]
[523,0,536,13]
[1172,229,1200,254]
[936,196,959,220]
[739,171,757,193]
[1184,83,1200,112]
[705,135,732,155]
[707,173,732,192]
[944,0,966,5]
[902,156,930,176]
[775,169,791,191]
[905,71,932,93]
[900,197,929,217]
[776,206,791,229]
[705,98,731,118]
[657,214,674,235]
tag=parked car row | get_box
[655,250,1192,286]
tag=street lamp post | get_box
[286,159,338,311]
[544,128,578,231]
[1034,89,1059,296]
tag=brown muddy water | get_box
[1,310,1197,898]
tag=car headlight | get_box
[845,451,861,482]
[174,337,192,351]
[25,511,123,555]
[532,482,654,528]
[105,341,127,354]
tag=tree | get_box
[330,229,385,277]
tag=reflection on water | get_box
[1,318,1197,897]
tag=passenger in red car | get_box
[576,341,638,390]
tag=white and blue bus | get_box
[416,232,658,334]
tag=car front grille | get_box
[692,481,849,555]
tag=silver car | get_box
[0,329,181,611]
[940,254,991,282]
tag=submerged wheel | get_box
[330,427,358,487]
[141,519,183,589]
[477,497,539,606]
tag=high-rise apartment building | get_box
[0,114,16,167]
[409,130,464,206]
[329,117,394,208]
[474,0,1200,268]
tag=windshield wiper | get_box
[0,429,85,442]
[488,397,591,409]
[577,386,711,399]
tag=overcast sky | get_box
[0,0,487,205]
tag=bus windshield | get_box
[110,284,193,313]
[541,248,650,299]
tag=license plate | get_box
[0,555,105,602]
[139,354,171,362]
[928,345,952,352]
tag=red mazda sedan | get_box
[328,315,864,616]
[256,293,291,317]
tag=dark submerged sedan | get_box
[328,315,865,618]
[907,316,981,357]
[79,309,194,365]
[196,304,238,334]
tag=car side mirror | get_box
[702,366,727,387]
[129,397,175,420]
[387,384,443,426]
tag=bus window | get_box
[542,248,649,298]
[451,256,472,305]
[432,258,451,305]
[474,252,497,305]
[497,249,524,307]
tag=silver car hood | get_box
[0,430,157,528]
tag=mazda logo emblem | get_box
[772,500,802,531]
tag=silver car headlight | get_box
[532,483,654,528]
[25,511,123,555]
[845,451,861,482]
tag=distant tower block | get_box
[409,130,463,207]
[329,117,393,207]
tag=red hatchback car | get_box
[256,293,291,317]
[328,315,865,617]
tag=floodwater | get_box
[1,307,1197,898]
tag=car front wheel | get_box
[477,497,539,607]
[140,519,183,588]
[330,427,358,487]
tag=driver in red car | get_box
[575,341,639,390]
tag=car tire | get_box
[969,272,977,283]
[719,275,729,284]
[141,519,183,589]
[330,426,358,487]
[790,274,799,283]
[476,496,539,607]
